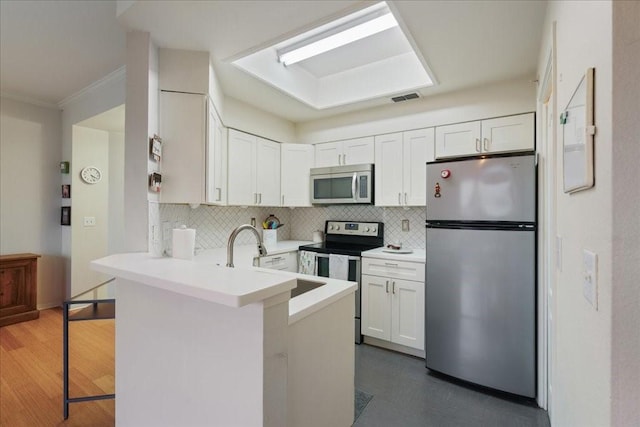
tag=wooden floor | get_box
[0,308,115,426]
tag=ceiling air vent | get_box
[391,92,420,103]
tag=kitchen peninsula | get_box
[91,253,356,427]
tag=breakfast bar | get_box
[91,253,356,427]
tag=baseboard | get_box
[362,336,425,359]
[37,302,62,310]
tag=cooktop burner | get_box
[299,220,384,256]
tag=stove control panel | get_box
[326,221,381,237]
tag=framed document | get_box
[562,68,595,194]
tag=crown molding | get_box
[0,91,60,109]
[57,65,126,108]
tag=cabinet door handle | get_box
[282,195,284,205]
[385,280,389,293]
[343,154,346,164]
[392,281,396,294]
[216,187,221,201]
[398,193,402,204]
[254,193,257,204]
[259,193,263,204]
[483,138,489,151]
[404,193,408,205]
[475,138,481,152]
[338,154,342,165]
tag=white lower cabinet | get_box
[256,251,297,272]
[361,257,425,351]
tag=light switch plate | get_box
[402,219,410,232]
[583,249,598,309]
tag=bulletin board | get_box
[562,68,596,194]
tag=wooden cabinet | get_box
[361,256,425,351]
[228,129,281,206]
[435,113,534,159]
[0,253,40,327]
[314,137,374,167]
[256,251,298,272]
[374,128,435,206]
[281,143,314,207]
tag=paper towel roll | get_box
[172,226,196,260]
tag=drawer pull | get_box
[384,262,398,266]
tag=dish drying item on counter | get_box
[383,242,413,254]
[262,214,284,229]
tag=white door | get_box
[361,274,392,341]
[481,113,534,154]
[374,133,403,206]
[314,141,342,167]
[403,128,434,206]
[391,278,424,350]
[435,121,481,159]
[227,129,256,205]
[159,91,206,204]
[281,144,313,207]
[256,138,281,206]
[206,102,227,205]
[342,137,374,165]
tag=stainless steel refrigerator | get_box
[425,153,536,398]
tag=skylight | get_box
[232,2,435,110]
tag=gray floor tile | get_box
[354,344,550,427]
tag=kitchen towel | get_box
[298,250,317,275]
[329,254,349,280]
[172,226,196,260]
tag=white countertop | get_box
[361,246,426,263]
[91,241,356,323]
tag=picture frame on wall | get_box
[62,184,70,198]
[61,206,71,226]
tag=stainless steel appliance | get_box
[299,220,384,343]
[310,164,373,204]
[425,153,536,398]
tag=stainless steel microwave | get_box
[310,164,373,204]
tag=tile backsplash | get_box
[159,204,426,252]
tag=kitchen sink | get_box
[291,278,326,298]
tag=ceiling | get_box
[1,1,547,123]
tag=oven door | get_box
[315,253,363,344]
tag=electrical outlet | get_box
[251,217,256,227]
[583,249,598,309]
[401,219,410,232]
[83,216,96,227]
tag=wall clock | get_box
[80,166,102,184]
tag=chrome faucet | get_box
[226,224,267,267]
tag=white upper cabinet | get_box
[314,137,374,167]
[480,113,535,154]
[227,129,281,206]
[375,128,434,207]
[159,91,206,204]
[281,144,314,207]
[256,137,281,206]
[205,100,227,205]
[435,113,534,159]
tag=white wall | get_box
[71,126,111,293]
[60,68,125,297]
[108,131,125,254]
[611,1,640,425]
[539,2,614,426]
[296,79,536,143]
[224,96,296,143]
[0,97,64,308]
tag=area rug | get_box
[354,389,374,422]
